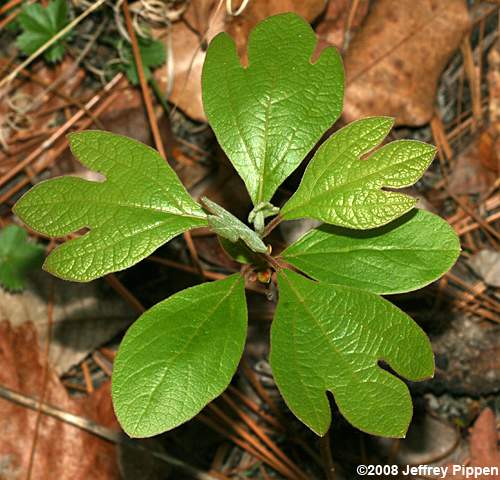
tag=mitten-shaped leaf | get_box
[282,209,460,294]
[112,274,247,437]
[270,270,434,437]
[202,13,344,205]
[281,117,436,229]
[13,131,207,281]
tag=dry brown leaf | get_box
[161,0,225,121]
[343,0,470,126]
[0,321,119,480]
[316,0,370,51]
[0,272,133,375]
[444,408,500,479]
[448,131,498,195]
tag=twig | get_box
[81,360,94,393]
[206,404,305,480]
[0,73,123,194]
[105,273,146,314]
[460,37,483,129]
[220,394,308,479]
[262,215,282,239]
[147,255,228,281]
[122,0,165,159]
[0,0,23,15]
[320,431,336,480]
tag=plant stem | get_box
[262,214,282,239]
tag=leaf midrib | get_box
[27,197,205,220]
[281,272,365,387]
[284,245,456,257]
[131,276,242,434]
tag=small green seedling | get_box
[13,13,460,439]
[0,224,44,291]
[116,36,166,85]
[17,0,70,63]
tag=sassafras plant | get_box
[13,13,460,439]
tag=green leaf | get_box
[17,0,69,63]
[281,209,460,294]
[270,270,434,437]
[0,225,44,291]
[112,274,247,437]
[123,37,166,85]
[202,13,344,205]
[201,197,267,254]
[13,131,207,282]
[281,117,437,229]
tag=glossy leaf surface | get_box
[281,117,436,229]
[282,209,460,294]
[112,274,247,437]
[202,13,344,205]
[13,131,207,281]
[270,270,434,437]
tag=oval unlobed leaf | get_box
[281,209,460,294]
[201,197,267,253]
[13,131,207,281]
[281,117,437,229]
[202,13,344,206]
[270,270,434,438]
[112,274,247,437]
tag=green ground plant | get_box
[13,13,460,439]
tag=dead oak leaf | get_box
[343,0,470,126]
[0,321,119,480]
[444,408,500,479]
[316,0,370,51]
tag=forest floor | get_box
[0,1,499,479]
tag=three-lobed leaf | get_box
[17,0,69,63]
[202,13,344,206]
[270,270,434,437]
[0,225,45,291]
[281,117,436,229]
[13,131,207,281]
[112,274,247,437]
[282,209,460,294]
